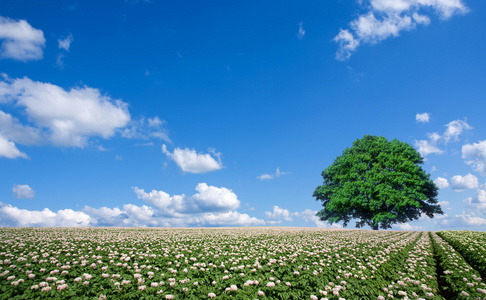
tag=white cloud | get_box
[334,0,468,60]
[162,145,222,173]
[292,209,341,228]
[450,173,479,191]
[82,206,125,226]
[414,139,443,158]
[133,183,240,216]
[395,222,424,231]
[0,110,42,145]
[463,186,486,213]
[0,201,264,227]
[433,177,449,189]
[12,184,35,199]
[0,134,28,159]
[297,21,305,39]
[369,0,468,18]
[84,204,179,227]
[121,204,158,227]
[147,116,162,127]
[352,12,414,43]
[414,119,472,159]
[462,140,486,176]
[195,211,265,226]
[334,29,360,61]
[412,12,431,25]
[443,120,472,143]
[257,167,291,180]
[257,173,274,180]
[447,211,486,227]
[415,112,430,123]
[439,200,450,210]
[56,53,66,69]
[428,132,441,143]
[0,75,130,148]
[370,0,413,12]
[58,34,73,51]
[265,206,293,224]
[0,16,45,61]
[0,179,265,227]
[122,116,170,142]
[0,202,93,227]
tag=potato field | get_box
[0,227,485,299]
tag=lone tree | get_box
[313,135,442,230]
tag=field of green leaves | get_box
[0,227,485,300]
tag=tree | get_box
[313,135,442,230]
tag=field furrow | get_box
[429,232,486,300]
[437,231,486,281]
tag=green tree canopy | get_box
[313,135,442,230]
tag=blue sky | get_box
[0,0,485,230]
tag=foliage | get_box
[313,135,442,230]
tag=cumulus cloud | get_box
[297,21,305,39]
[265,206,293,224]
[12,184,35,199]
[0,75,130,148]
[334,0,468,60]
[292,209,341,228]
[84,204,186,227]
[0,202,93,227]
[414,119,471,159]
[162,145,222,173]
[120,204,158,227]
[0,199,264,227]
[463,185,486,213]
[395,222,424,231]
[0,110,43,145]
[352,12,415,43]
[415,112,430,123]
[82,206,125,226]
[194,211,265,227]
[133,183,240,216]
[445,211,486,227]
[433,177,449,189]
[0,16,45,61]
[257,167,291,180]
[414,139,443,158]
[462,140,486,176]
[58,34,73,51]
[0,134,28,159]
[84,204,264,227]
[443,120,472,143]
[450,173,479,191]
[438,201,450,210]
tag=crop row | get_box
[374,232,442,299]
[0,227,425,299]
[437,231,486,280]
[0,228,485,299]
[429,232,486,299]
